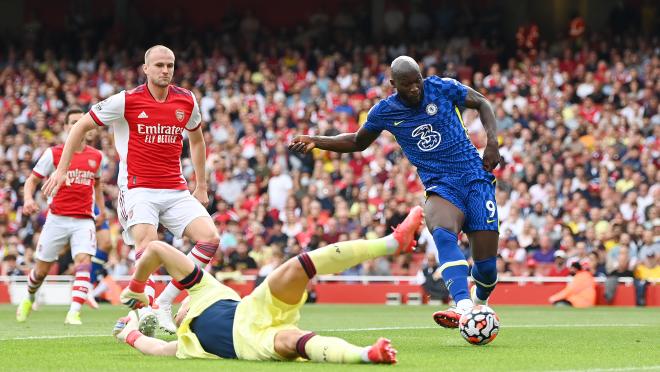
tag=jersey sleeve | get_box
[185,93,202,131]
[433,76,468,106]
[89,91,126,127]
[362,104,385,133]
[32,148,55,178]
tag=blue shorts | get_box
[190,299,239,359]
[425,171,499,233]
[94,205,109,231]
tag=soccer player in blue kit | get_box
[289,56,502,328]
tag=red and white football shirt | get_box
[89,84,202,190]
[33,145,102,219]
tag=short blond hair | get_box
[144,45,175,64]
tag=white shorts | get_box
[35,214,96,262]
[118,187,210,246]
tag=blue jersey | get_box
[363,76,482,188]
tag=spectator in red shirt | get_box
[548,250,571,277]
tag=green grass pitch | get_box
[1,304,659,371]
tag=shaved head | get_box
[143,45,175,88]
[144,45,175,64]
[391,56,421,79]
[390,56,423,107]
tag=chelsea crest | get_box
[426,103,437,115]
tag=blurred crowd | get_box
[0,7,658,305]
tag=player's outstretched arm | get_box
[41,114,98,197]
[132,337,178,356]
[463,87,501,172]
[114,312,178,356]
[288,126,379,154]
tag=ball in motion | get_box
[458,305,499,345]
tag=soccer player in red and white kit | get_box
[17,108,105,325]
[42,45,220,333]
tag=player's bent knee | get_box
[285,257,311,281]
[146,240,168,253]
[197,230,220,245]
[74,254,92,265]
[205,235,220,246]
[274,329,307,360]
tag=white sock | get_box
[69,302,82,312]
[155,283,180,307]
[92,281,108,298]
[456,299,474,311]
[360,347,371,363]
[137,306,153,318]
[383,235,399,254]
[69,271,90,312]
[188,242,218,267]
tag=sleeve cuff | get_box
[186,121,202,131]
[89,110,105,127]
[32,171,45,179]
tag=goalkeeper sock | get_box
[297,333,367,364]
[297,237,398,277]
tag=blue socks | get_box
[471,257,498,301]
[90,249,109,284]
[432,227,470,303]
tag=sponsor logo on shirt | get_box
[137,123,184,144]
[66,169,96,186]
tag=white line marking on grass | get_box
[0,323,650,341]
[318,324,648,332]
[0,334,108,341]
[541,366,660,372]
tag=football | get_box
[458,305,500,345]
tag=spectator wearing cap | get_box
[548,250,570,276]
[548,260,596,308]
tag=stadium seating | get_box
[0,6,657,308]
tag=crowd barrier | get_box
[1,275,658,307]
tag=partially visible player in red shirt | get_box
[42,45,220,333]
[17,108,105,326]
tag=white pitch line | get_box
[540,366,660,372]
[318,323,649,332]
[0,323,651,341]
[0,334,108,341]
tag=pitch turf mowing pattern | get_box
[1,305,659,372]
